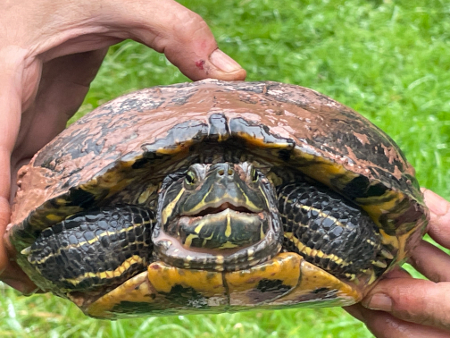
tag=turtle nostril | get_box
[217,164,234,177]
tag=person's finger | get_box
[0,198,33,293]
[346,304,450,338]
[0,49,39,292]
[105,0,246,81]
[361,277,450,331]
[409,239,450,283]
[12,49,109,174]
[26,0,246,81]
[0,49,24,258]
[0,49,25,198]
[3,49,108,292]
[422,189,450,248]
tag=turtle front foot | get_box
[277,182,392,284]
[22,205,155,293]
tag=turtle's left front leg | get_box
[277,182,392,283]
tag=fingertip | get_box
[103,0,248,81]
[207,49,247,81]
[361,276,424,310]
[359,277,450,331]
[422,188,449,217]
[421,188,450,247]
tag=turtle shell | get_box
[7,80,428,318]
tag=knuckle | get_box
[171,10,212,41]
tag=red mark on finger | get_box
[195,60,205,70]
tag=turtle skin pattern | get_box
[7,80,428,318]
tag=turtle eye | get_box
[185,171,197,185]
[250,167,259,182]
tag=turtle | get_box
[6,79,428,319]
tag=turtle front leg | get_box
[277,182,391,283]
[23,205,155,293]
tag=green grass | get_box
[2,0,450,337]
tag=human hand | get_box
[346,189,450,337]
[0,0,246,293]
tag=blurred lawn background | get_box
[1,0,449,337]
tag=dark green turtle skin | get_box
[6,80,428,319]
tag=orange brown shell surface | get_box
[7,80,428,316]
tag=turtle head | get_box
[153,162,283,271]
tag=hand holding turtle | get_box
[0,0,246,293]
[346,189,450,337]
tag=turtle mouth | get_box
[153,206,283,272]
[191,202,255,217]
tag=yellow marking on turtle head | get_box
[194,223,204,234]
[184,234,198,248]
[225,212,232,237]
[219,241,239,249]
[161,188,185,226]
[260,225,266,240]
[197,229,215,248]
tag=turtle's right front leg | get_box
[23,205,155,292]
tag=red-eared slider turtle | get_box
[6,80,428,319]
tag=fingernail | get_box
[210,49,242,73]
[363,293,393,311]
